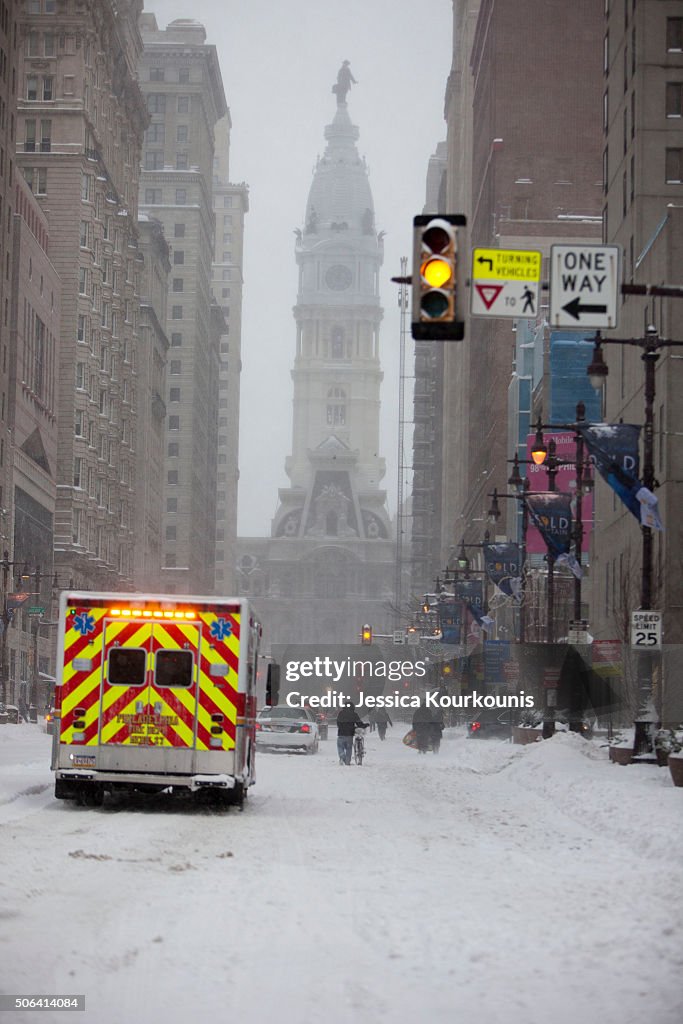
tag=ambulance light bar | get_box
[108,607,197,620]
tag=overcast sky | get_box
[150,0,453,536]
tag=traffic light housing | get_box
[411,214,466,341]
[361,624,373,645]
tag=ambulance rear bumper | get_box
[55,768,238,791]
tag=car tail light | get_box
[471,721,481,731]
[255,723,262,731]
[299,723,311,733]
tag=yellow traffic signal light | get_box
[412,214,466,341]
[361,624,373,645]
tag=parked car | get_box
[467,709,512,739]
[255,706,320,754]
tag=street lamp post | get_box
[587,326,683,755]
[487,482,530,643]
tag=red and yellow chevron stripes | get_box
[59,603,243,752]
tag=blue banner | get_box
[438,597,462,645]
[484,543,522,601]
[525,492,573,558]
[577,423,662,530]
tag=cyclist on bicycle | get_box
[336,699,369,765]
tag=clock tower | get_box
[237,74,394,646]
[273,94,390,545]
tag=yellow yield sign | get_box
[471,247,543,319]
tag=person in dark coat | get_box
[429,705,444,753]
[373,706,393,741]
[336,701,369,765]
[412,704,433,754]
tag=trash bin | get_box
[28,704,38,723]
[5,705,20,724]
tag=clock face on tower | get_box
[325,264,353,291]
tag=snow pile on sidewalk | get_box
[501,730,682,862]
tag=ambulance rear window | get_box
[155,649,194,688]
[108,648,147,686]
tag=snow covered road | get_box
[1,726,682,1024]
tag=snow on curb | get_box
[502,731,682,862]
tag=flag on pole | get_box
[483,543,523,601]
[577,423,663,531]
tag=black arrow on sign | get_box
[562,297,608,321]
[477,256,494,272]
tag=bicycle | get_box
[353,725,365,765]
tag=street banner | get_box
[524,492,580,578]
[525,431,593,555]
[453,578,494,630]
[577,423,663,531]
[438,596,462,645]
[483,542,522,601]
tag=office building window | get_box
[665,148,683,183]
[174,223,185,237]
[147,93,166,114]
[146,123,165,144]
[666,82,683,118]
[175,189,187,205]
[667,18,683,52]
[145,151,164,170]
[171,305,183,319]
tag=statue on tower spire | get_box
[332,61,357,105]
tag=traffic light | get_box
[411,214,466,341]
[361,624,373,645]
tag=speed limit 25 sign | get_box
[630,611,662,650]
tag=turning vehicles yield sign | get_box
[471,247,542,319]
[549,244,621,329]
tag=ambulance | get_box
[51,592,261,808]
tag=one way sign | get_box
[549,244,621,330]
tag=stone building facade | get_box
[134,214,169,592]
[16,0,149,591]
[595,0,683,721]
[212,114,248,597]
[138,15,226,595]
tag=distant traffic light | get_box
[361,624,373,645]
[412,214,466,341]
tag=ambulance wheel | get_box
[80,785,104,807]
[231,783,245,810]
